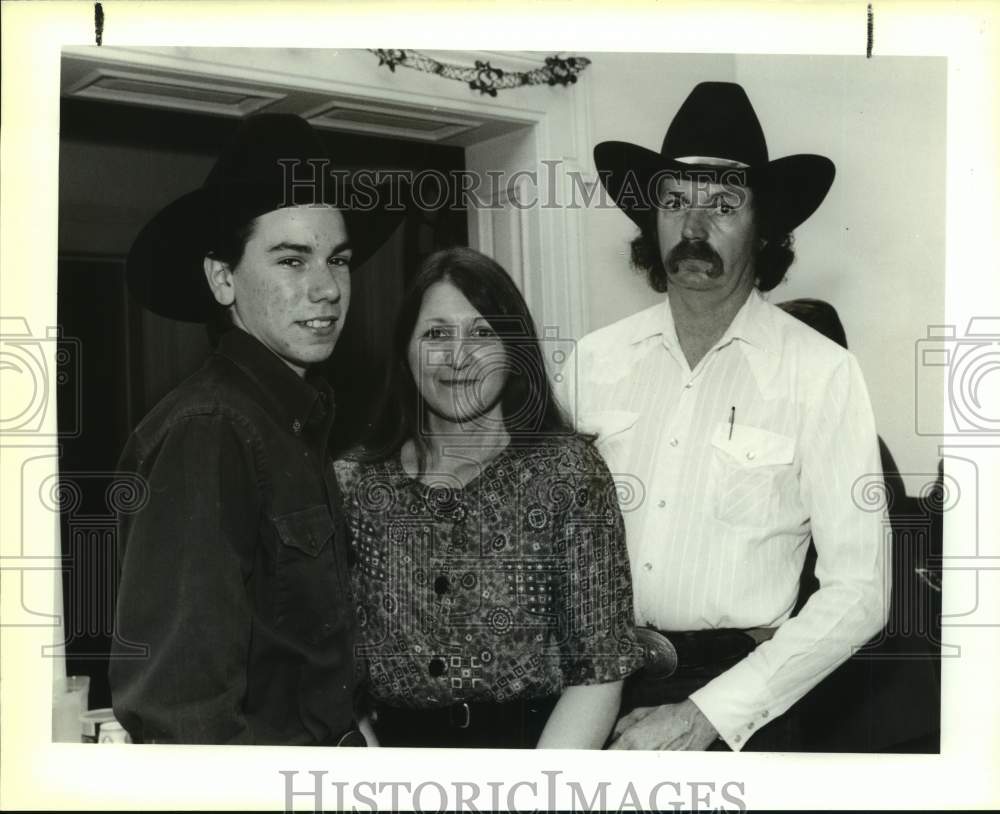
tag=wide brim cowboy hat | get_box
[593,82,835,236]
[127,113,405,323]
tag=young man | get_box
[110,115,399,745]
[563,83,889,751]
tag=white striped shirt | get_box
[560,289,889,750]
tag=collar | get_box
[715,289,778,353]
[630,289,782,388]
[216,327,334,438]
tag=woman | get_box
[337,247,642,748]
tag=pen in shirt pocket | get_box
[728,405,736,440]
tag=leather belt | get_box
[378,698,540,731]
[635,626,777,678]
[373,695,559,743]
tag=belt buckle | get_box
[450,701,471,729]
[635,627,679,678]
[334,729,368,747]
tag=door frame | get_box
[61,46,596,344]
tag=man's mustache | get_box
[666,241,724,278]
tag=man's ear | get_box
[204,255,236,307]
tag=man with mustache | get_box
[562,83,889,751]
[110,115,399,744]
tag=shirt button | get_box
[642,562,653,572]
[292,419,303,434]
[734,734,742,743]
[669,438,679,447]
[657,499,666,508]
[684,383,692,390]
[746,450,756,461]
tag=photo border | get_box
[2,1,998,810]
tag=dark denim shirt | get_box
[110,328,355,745]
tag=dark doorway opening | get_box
[57,97,468,707]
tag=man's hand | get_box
[608,698,719,750]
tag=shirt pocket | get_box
[272,505,345,643]
[709,423,796,530]
[578,410,640,475]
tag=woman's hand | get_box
[358,714,380,747]
[535,681,623,749]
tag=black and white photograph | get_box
[2,2,998,811]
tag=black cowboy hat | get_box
[127,114,405,323]
[594,82,835,235]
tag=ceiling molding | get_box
[63,68,285,117]
[302,98,480,143]
[61,47,551,122]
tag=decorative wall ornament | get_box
[370,50,591,97]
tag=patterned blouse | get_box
[335,435,643,709]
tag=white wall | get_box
[580,53,945,485]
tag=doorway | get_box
[57,45,595,709]
[57,96,469,706]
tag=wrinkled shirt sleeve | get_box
[690,354,890,750]
[111,414,262,744]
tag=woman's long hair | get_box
[361,247,579,470]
